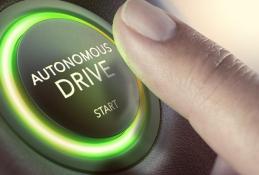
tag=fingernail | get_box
[121,0,177,42]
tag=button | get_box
[0,0,160,172]
[18,19,139,138]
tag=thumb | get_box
[113,0,259,175]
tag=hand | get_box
[112,0,259,174]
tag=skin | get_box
[113,1,259,174]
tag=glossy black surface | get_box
[18,19,139,138]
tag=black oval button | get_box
[18,19,140,138]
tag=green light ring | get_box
[0,11,147,159]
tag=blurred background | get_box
[152,0,259,72]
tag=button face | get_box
[17,19,139,138]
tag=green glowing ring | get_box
[0,1,161,172]
[0,11,147,160]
